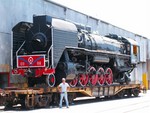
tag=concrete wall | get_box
[0,0,149,85]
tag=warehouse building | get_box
[0,0,149,89]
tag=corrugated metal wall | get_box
[0,0,149,85]
[146,40,150,88]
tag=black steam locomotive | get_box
[12,15,139,87]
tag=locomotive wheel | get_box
[69,76,78,87]
[97,67,105,86]
[105,68,113,85]
[78,74,89,87]
[88,67,98,86]
[46,74,55,87]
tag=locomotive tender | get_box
[12,15,139,87]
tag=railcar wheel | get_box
[46,74,55,87]
[132,88,140,97]
[78,74,89,87]
[68,93,76,104]
[36,94,52,107]
[69,76,78,87]
[88,67,98,86]
[126,89,132,97]
[4,102,13,110]
[24,94,35,109]
[105,68,113,85]
[97,67,105,86]
[117,90,125,98]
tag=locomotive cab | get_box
[122,37,140,64]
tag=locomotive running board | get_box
[65,46,130,58]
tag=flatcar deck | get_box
[0,83,141,109]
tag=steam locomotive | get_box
[12,15,139,87]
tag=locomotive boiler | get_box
[12,15,139,87]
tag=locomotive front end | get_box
[12,16,55,87]
[12,15,78,87]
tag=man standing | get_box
[58,78,70,108]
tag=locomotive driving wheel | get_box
[46,74,55,87]
[69,76,78,87]
[88,67,98,86]
[78,74,89,87]
[105,68,113,85]
[97,67,105,86]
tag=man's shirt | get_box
[59,83,69,92]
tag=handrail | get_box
[47,45,52,68]
[16,41,26,57]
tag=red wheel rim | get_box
[88,67,98,86]
[50,76,55,83]
[105,68,113,85]
[97,67,105,86]
[69,76,78,87]
[78,74,89,87]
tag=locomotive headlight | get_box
[31,32,47,50]
[34,38,41,43]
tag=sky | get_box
[51,0,150,38]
